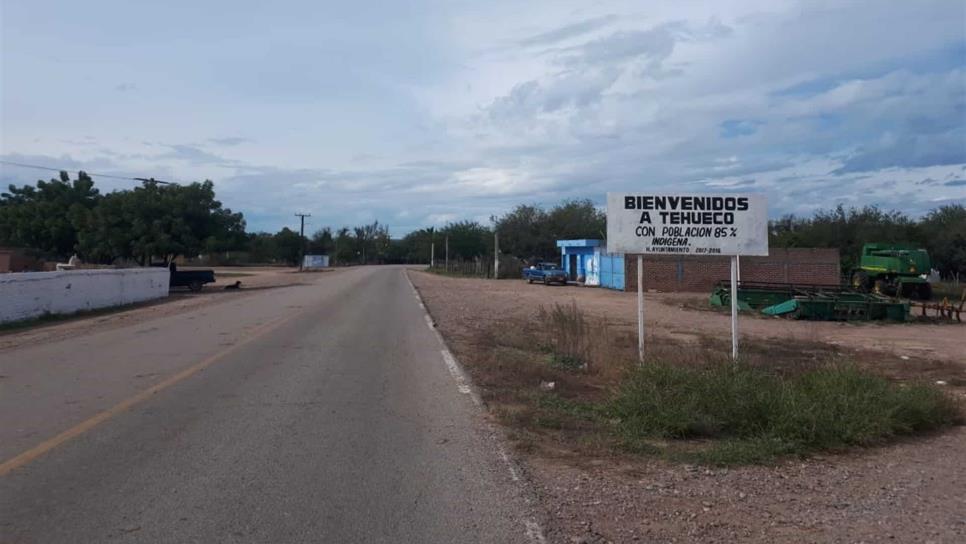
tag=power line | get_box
[0,159,178,185]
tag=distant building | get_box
[554,239,839,292]
[0,247,41,273]
[555,239,624,289]
[556,239,602,285]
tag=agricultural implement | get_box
[709,281,910,321]
[909,290,966,322]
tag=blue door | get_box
[599,254,625,290]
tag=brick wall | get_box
[0,248,42,273]
[623,248,840,292]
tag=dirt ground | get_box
[0,266,328,352]
[416,274,964,365]
[408,270,966,544]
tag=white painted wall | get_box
[585,249,601,286]
[0,268,170,324]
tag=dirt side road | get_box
[409,270,966,544]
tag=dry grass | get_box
[932,281,965,301]
[457,302,962,465]
[537,302,592,370]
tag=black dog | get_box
[224,280,242,290]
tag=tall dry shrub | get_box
[539,301,590,370]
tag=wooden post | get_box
[494,233,500,279]
[295,213,310,271]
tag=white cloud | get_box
[2,0,964,233]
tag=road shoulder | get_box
[407,269,966,543]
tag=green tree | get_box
[398,227,436,263]
[546,199,605,244]
[0,171,100,256]
[769,205,918,273]
[917,204,966,280]
[308,227,334,255]
[205,208,248,254]
[333,227,355,264]
[246,232,278,263]
[273,227,303,265]
[353,221,390,264]
[438,221,491,260]
[78,179,246,264]
[493,204,548,260]
[493,199,603,261]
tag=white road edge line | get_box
[404,269,547,544]
[441,349,481,405]
[498,446,521,482]
[525,520,548,544]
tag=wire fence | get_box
[428,255,526,279]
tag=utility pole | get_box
[430,242,435,268]
[445,236,449,272]
[295,213,311,271]
[493,232,500,279]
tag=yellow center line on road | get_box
[0,313,301,477]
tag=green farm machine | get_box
[710,281,911,321]
[707,244,958,322]
[849,243,932,300]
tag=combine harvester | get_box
[849,243,932,300]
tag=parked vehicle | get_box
[850,243,932,299]
[166,263,216,292]
[523,262,568,285]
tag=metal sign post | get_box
[606,193,768,363]
[730,256,739,361]
[637,255,644,363]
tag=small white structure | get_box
[0,268,170,324]
[302,254,330,269]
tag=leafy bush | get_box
[609,361,961,464]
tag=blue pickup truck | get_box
[523,262,568,285]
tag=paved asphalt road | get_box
[0,266,539,543]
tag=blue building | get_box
[556,239,600,284]
[556,239,624,289]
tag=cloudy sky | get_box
[2,0,964,234]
